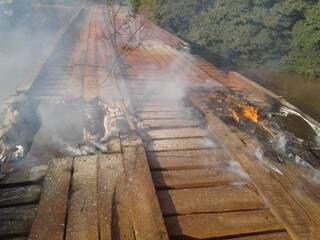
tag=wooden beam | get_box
[16,7,83,93]
[97,153,135,239]
[157,185,264,215]
[0,185,41,208]
[147,127,207,139]
[145,138,219,152]
[29,158,73,240]
[165,210,284,239]
[190,94,320,239]
[0,165,46,188]
[139,112,188,120]
[147,149,228,170]
[142,119,199,129]
[121,136,169,240]
[228,231,291,240]
[152,168,244,189]
[66,156,99,240]
[235,130,320,230]
[0,205,38,238]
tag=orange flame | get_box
[229,104,258,124]
[241,105,258,123]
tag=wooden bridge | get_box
[1,5,320,240]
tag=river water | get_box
[243,69,320,123]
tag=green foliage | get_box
[285,2,320,77]
[153,1,208,35]
[139,0,156,19]
[138,0,320,77]
[188,0,313,67]
[128,0,141,12]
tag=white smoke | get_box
[139,44,195,103]
[253,146,284,175]
[227,160,250,180]
[255,147,264,161]
[272,133,287,155]
[0,0,78,106]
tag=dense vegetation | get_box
[130,0,320,77]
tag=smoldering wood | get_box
[0,95,41,178]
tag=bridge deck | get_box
[0,5,319,240]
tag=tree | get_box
[128,0,141,13]
[285,2,320,77]
[138,0,156,19]
[187,0,314,68]
[136,0,319,76]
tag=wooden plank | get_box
[8,238,29,240]
[72,9,92,65]
[67,65,82,99]
[113,164,136,239]
[0,165,46,188]
[157,185,264,215]
[96,32,108,66]
[288,162,320,205]
[142,119,199,129]
[29,158,73,240]
[147,127,207,139]
[97,154,120,240]
[66,155,99,240]
[271,161,320,228]
[16,7,83,93]
[228,231,291,240]
[165,210,284,239]
[86,12,97,66]
[146,138,219,152]
[236,130,320,230]
[105,138,122,153]
[147,149,228,170]
[97,153,135,240]
[122,140,169,240]
[82,66,98,101]
[139,111,188,120]
[136,105,183,112]
[0,205,38,237]
[132,96,182,103]
[0,185,41,208]
[152,168,244,189]
[190,94,320,239]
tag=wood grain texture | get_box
[122,138,169,240]
[29,158,73,240]
[165,210,284,239]
[147,149,228,170]
[1,205,38,237]
[157,185,264,215]
[0,185,41,208]
[152,168,244,189]
[66,156,99,240]
[190,94,320,239]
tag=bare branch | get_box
[104,1,154,59]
